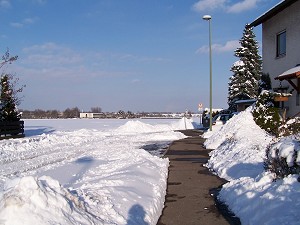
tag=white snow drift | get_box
[0,118,191,225]
[204,107,300,225]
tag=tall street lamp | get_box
[202,15,213,131]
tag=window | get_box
[276,30,286,57]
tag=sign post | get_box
[198,103,203,126]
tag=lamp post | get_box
[202,15,213,131]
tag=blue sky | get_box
[0,0,280,112]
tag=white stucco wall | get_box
[262,0,300,117]
[80,113,93,118]
[80,112,104,119]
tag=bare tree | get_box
[63,107,80,118]
[33,109,46,118]
[91,107,102,113]
[47,110,59,118]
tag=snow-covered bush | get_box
[252,90,283,136]
[264,137,300,179]
[279,117,300,137]
[254,91,299,179]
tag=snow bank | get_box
[204,107,300,225]
[204,107,273,180]
[115,118,195,134]
[115,120,167,133]
[170,117,195,130]
[219,173,300,225]
[0,176,101,225]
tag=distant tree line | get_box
[20,107,94,119]
[19,108,188,119]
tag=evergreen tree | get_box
[259,73,272,93]
[0,75,20,121]
[228,60,248,111]
[0,50,25,121]
[228,24,262,111]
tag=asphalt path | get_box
[157,129,241,225]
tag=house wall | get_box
[79,113,105,119]
[262,0,300,117]
[80,113,93,118]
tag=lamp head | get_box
[202,15,212,20]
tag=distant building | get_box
[250,0,300,117]
[80,112,105,119]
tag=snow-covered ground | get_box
[204,107,300,225]
[2,111,299,225]
[0,118,194,225]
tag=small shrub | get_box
[279,117,300,137]
[252,91,284,136]
[264,138,300,179]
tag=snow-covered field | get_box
[2,111,299,225]
[0,118,194,225]
[204,107,300,225]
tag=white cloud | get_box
[22,42,83,67]
[213,40,240,52]
[192,0,261,13]
[0,0,10,8]
[23,42,67,53]
[18,42,167,83]
[23,43,168,66]
[131,79,140,84]
[23,18,36,24]
[10,17,38,28]
[192,0,227,12]
[227,0,259,13]
[32,0,47,4]
[111,53,169,63]
[196,40,240,53]
[10,22,23,28]
[13,43,133,83]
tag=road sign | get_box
[198,103,203,112]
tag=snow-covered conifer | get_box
[228,24,262,111]
[259,73,272,93]
[0,50,25,121]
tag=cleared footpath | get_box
[157,129,240,225]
